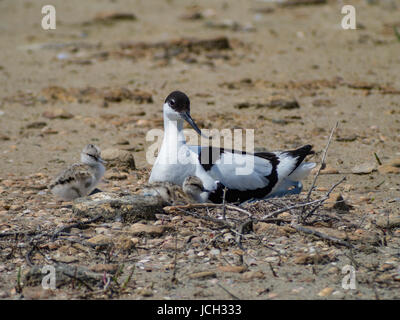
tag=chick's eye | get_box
[169,99,175,106]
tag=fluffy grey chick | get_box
[49,144,106,201]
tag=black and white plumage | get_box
[149,91,316,203]
[49,144,106,201]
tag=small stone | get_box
[0,133,10,141]
[336,134,358,142]
[73,192,162,222]
[318,287,334,297]
[241,271,265,280]
[209,248,221,256]
[189,271,216,279]
[351,163,376,174]
[254,222,287,237]
[217,265,247,273]
[293,251,336,265]
[324,193,351,212]
[137,288,153,297]
[378,164,400,174]
[26,121,47,129]
[56,256,79,263]
[42,108,74,119]
[129,223,166,237]
[41,127,58,135]
[312,99,334,107]
[101,148,136,170]
[319,164,339,174]
[104,169,128,180]
[376,273,393,283]
[87,234,113,245]
[375,216,400,229]
[115,236,136,251]
[264,256,279,263]
[23,287,54,300]
[89,264,119,273]
[94,11,136,22]
[160,239,184,250]
[332,291,344,299]
[95,227,109,234]
[387,158,400,167]
[115,139,130,146]
[327,266,339,274]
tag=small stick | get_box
[171,231,178,283]
[171,207,233,228]
[260,198,327,220]
[217,283,240,300]
[164,202,252,217]
[374,152,382,166]
[291,224,353,248]
[51,215,102,241]
[222,187,228,220]
[301,177,346,222]
[269,262,278,278]
[306,122,338,202]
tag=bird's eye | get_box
[169,99,175,106]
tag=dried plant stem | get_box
[306,121,338,202]
[164,202,252,217]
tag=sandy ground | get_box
[0,0,399,300]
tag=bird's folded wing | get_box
[50,164,93,188]
[208,152,273,191]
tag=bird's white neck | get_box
[158,117,187,164]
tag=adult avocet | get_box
[149,91,316,203]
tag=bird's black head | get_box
[165,91,190,113]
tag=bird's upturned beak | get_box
[181,112,210,139]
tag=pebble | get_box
[101,148,136,170]
[42,108,74,119]
[351,163,376,174]
[209,248,221,256]
[264,256,279,263]
[217,265,247,273]
[254,222,287,237]
[95,227,109,234]
[0,133,10,141]
[323,193,351,212]
[56,256,79,263]
[378,164,400,174]
[375,216,400,228]
[318,287,334,297]
[26,121,47,129]
[89,264,118,273]
[129,223,166,237]
[137,288,153,297]
[189,271,216,279]
[241,270,265,280]
[320,164,339,174]
[87,234,113,245]
[332,291,344,299]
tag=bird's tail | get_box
[288,162,316,181]
[285,145,315,181]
